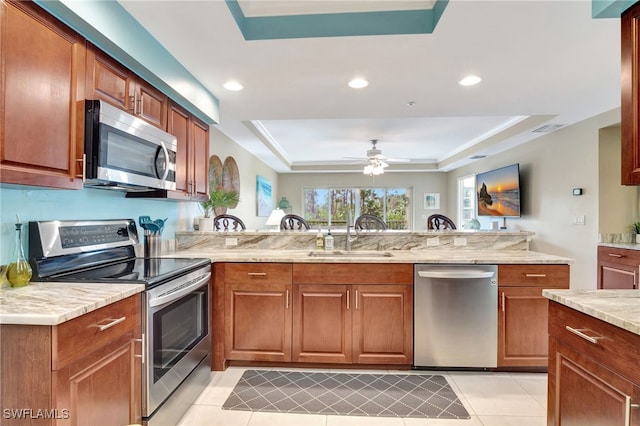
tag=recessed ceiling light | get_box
[223,81,244,91]
[458,75,482,86]
[348,78,369,89]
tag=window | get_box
[457,174,476,227]
[303,187,412,230]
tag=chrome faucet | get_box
[346,210,358,251]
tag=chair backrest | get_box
[354,214,387,231]
[280,214,310,231]
[427,214,457,230]
[213,214,246,231]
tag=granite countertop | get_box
[599,243,640,251]
[0,282,145,326]
[543,289,640,336]
[168,248,574,264]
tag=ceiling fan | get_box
[344,139,409,175]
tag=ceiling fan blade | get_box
[385,158,411,163]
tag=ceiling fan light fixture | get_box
[458,75,482,86]
[348,78,369,89]
[363,160,385,176]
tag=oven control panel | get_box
[29,219,139,258]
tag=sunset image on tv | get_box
[476,164,521,217]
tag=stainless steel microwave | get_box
[84,100,177,191]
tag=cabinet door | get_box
[86,45,133,112]
[622,3,640,185]
[135,81,167,129]
[1,1,85,189]
[55,333,141,426]
[225,282,292,362]
[498,287,549,367]
[168,102,191,196]
[352,284,413,365]
[87,44,167,129]
[293,284,352,363]
[599,262,637,289]
[550,340,640,426]
[191,117,210,200]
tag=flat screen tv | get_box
[476,163,521,217]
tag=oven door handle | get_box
[148,272,211,308]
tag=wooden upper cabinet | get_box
[86,44,167,129]
[167,101,209,201]
[0,0,85,189]
[622,2,640,185]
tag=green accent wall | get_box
[226,0,449,40]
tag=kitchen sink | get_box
[307,250,393,257]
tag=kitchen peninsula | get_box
[543,290,640,425]
[171,229,574,371]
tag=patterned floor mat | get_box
[222,370,470,419]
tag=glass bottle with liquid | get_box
[7,222,32,287]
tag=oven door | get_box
[143,266,211,417]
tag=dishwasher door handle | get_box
[417,270,495,279]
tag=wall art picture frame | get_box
[424,193,440,210]
[256,175,273,216]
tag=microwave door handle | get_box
[148,272,211,308]
[157,141,170,182]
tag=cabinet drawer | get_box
[598,246,640,267]
[224,263,292,285]
[53,295,141,370]
[293,263,413,285]
[548,301,640,385]
[498,264,569,287]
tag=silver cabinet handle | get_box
[624,397,640,426]
[608,253,624,258]
[565,326,601,344]
[417,270,494,279]
[501,292,505,312]
[285,290,289,309]
[128,95,136,113]
[247,272,267,277]
[94,316,126,331]
[134,333,145,365]
[346,290,350,310]
[355,290,359,310]
[525,273,547,277]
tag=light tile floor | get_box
[177,367,547,426]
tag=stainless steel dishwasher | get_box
[413,264,498,369]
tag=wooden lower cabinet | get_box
[498,264,569,368]
[598,246,640,289]
[292,263,413,366]
[0,295,142,425]
[220,262,413,367]
[548,301,640,425]
[224,263,293,362]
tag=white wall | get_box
[277,171,448,230]
[209,127,280,231]
[598,125,639,234]
[448,108,621,289]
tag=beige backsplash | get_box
[174,230,532,252]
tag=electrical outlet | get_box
[454,237,467,246]
[427,237,440,247]
[225,237,238,246]
[572,215,585,225]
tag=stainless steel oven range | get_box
[29,219,211,426]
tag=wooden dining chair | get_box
[354,214,387,231]
[280,214,310,231]
[427,214,457,230]
[213,214,246,231]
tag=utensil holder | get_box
[144,234,161,258]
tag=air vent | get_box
[532,124,565,133]
[469,155,487,160]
